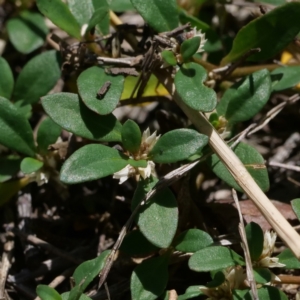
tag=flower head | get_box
[185,27,207,54]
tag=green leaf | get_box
[14,100,32,119]
[216,69,271,124]
[7,10,48,54]
[178,286,204,300]
[253,268,272,284]
[130,0,178,32]
[37,117,61,154]
[208,142,269,193]
[109,0,134,12]
[13,50,61,105]
[174,229,213,253]
[42,93,122,142]
[175,62,217,112]
[61,292,92,300]
[36,285,62,300]
[180,37,200,62]
[271,66,300,92]
[188,246,244,272]
[233,289,252,300]
[245,222,264,261]
[122,120,141,153]
[206,271,225,288]
[0,57,14,99]
[127,159,147,168]
[222,2,300,63]
[149,129,208,163]
[277,248,300,269]
[131,255,168,300]
[291,198,300,221]
[36,0,81,39]
[21,158,44,174]
[0,97,36,156]
[77,66,124,115]
[60,144,128,184]
[73,250,111,291]
[120,230,159,256]
[86,8,109,34]
[161,50,177,66]
[256,286,288,300]
[0,156,21,183]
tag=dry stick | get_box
[232,189,258,300]
[269,162,300,172]
[157,72,300,258]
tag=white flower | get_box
[28,170,49,186]
[185,27,207,54]
[113,165,135,184]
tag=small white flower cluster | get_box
[185,27,207,54]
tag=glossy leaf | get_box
[188,246,244,272]
[21,158,44,174]
[0,57,14,99]
[42,93,122,142]
[149,129,208,163]
[60,144,128,184]
[277,248,300,269]
[73,250,111,291]
[175,62,217,112]
[130,0,178,32]
[161,50,177,66]
[37,117,61,154]
[77,66,124,115]
[253,268,272,284]
[245,222,264,261]
[0,156,21,183]
[208,142,269,193]
[174,229,213,253]
[217,69,271,124]
[7,11,48,54]
[223,2,300,63]
[131,255,168,300]
[13,51,61,105]
[0,97,36,156]
[180,37,200,62]
[36,285,62,300]
[121,120,141,153]
[291,198,300,221]
[178,286,204,300]
[271,66,300,91]
[36,0,81,39]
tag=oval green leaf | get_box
[222,2,300,63]
[175,62,217,112]
[110,0,134,12]
[271,66,300,92]
[180,37,200,62]
[0,57,14,99]
[36,285,62,300]
[130,0,178,32]
[277,248,300,269]
[188,246,244,272]
[161,50,177,66]
[256,286,288,300]
[86,8,109,34]
[174,229,213,253]
[61,292,91,300]
[21,158,44,174]
[149,129,208,163]
[208,142,269,193]
[291,198,300,221]
[7,11,48,54]
[131,255,168,300]
[0,97,36,156]
[13,50,61,105]
[0,156,21,183]
[253,268,272,284]
[36,0,81,39]
[245,222,264,261]
[178,286,204,300]
[77,66,124,115]
[216,69,271,124]
[42,93,122,142]
[121,120,141,153]
[60,144,128,184]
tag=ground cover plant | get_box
[2,0,300,299]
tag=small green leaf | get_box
[149,129,208,163]
[77,66,124,115]
[131,255,168,300]
[14,100,32,119]
[127,159,147,168]
[277,248,300,269]
[37,117,61,154]
[175,62,217,112]
[61,292,92,300]
[174,229,213,253]
[36,0,81,39]
[222,2,300,63]
[121,120,141,153]
[217,69,271,124]
[256,286,288,300]
[178,286,204,300]
[271,66,300,91]
[0,97,36,156]
[0,57,14,99]
[86,8,109,34]
[60,144,128,184]
[130,0,178,32]
[0,156,21,183]
[233,289,252,300]
[188,246,244,272]
[245,222,264,261]
[161,50,177,66]
[36,285,62,300]
[13,50,61,105]
[42,93,122,142]
[207,271,226,288]
[180,37,200,62]
[291,198,300,221]
[253,268,272,284]
[110,0,134,12]
[73,250,111,291]
[7,11,48,54]
[21,158,44,174]
[208,142,269,193]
